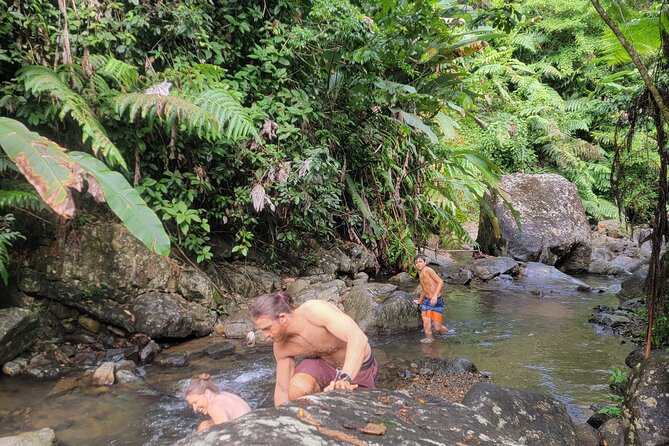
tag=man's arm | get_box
[306,301,369,382]
[274,353,295,406]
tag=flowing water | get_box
[0,274,634,445]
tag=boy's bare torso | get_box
[419,267,440,298]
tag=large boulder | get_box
[623,351,669,445]
[341,284,421,334]
[175,385,578,446]
[462,382,578,445]
[0,308,39,365]
[477,174,592,273]
[0,428,56,446]
[16,222,216,339]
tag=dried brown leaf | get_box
[359,422,386,435]
[297,408,321,427]
[317,427,367,446]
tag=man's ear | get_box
[278,313,288,325]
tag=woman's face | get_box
[187,392,209,415]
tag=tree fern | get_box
[191,88,257,140]
[116,89,257,142]
[18,66,127,169]
[90,55,139,91]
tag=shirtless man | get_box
[185,374,251,431]
[251,292,378,406]
[412,254,448,343]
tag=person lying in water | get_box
[251,292,378,407]
[185,374,251,431]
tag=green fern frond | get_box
[0,190,44,211]
[530,62,563,79]
[191,88,257,140]
[18,66,127,169]
[91,55,139,91]
[0,155,19,173]
[561,118,591,133]
[572,140,604,159]
[0,214,25,285]
[564,97,593,112]
[116,90,256,142]
[475,64,510,76]
[511,31,544,53]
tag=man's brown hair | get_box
[251,292,296,319]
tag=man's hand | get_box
[323,379,359,392]
[429,296,437,306]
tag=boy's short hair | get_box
[414,254,427,262]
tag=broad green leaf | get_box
[435,112,458,140]
[0,117,79,218]
[70,151,171,256]
[390,108,438,144]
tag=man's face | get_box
[253,315,288,343]
[414,257,426,271]
[187,393,209,415]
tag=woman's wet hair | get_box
[186,374,220,396]
[251,291,295,320]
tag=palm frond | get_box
[18,66,127,169]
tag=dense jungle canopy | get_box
[0,0,667,346]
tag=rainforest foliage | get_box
[0,1,666,280]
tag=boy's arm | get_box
[427,268,444,305]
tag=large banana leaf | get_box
[0,117,170,256]
[0,117,80,217]
[70,151,171,256]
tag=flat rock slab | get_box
[175,385,577,446]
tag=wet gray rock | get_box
[290,279,347,306]
[0,308,39,365]
[140,340,161,363]
[17,222,218,339]
[176,386,578,446]
[516,262,592,293]
[477,173,592,273]
[462,382,578,445]
[221,320,254,339]
[0,427,56,446]
[623,351,669,445]
[115,369,160,396]
[599,418,624,446]
[587,260,626,276]
[466,256,519,281]
[130,292,214,338]
[342,286,421,334]
[618,265,649,301]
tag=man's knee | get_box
[288,373,321,400]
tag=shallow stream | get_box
[0,274,633,445]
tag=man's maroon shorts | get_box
[294,353,378,390]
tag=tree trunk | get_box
[590,0,669,358]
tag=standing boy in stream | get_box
[412,254,449,343]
